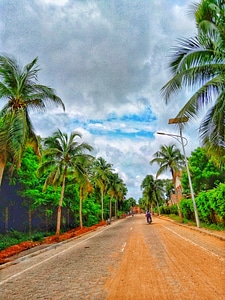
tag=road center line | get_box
[0,225,111,286]
[163,225,225,263]
[121,242,127,252]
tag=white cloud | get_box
[41,0,68,6]
[0,0,201,200]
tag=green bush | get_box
[160,205,178,215]
[180,199,195,221]
[0,231,29,251]
[0,230,54,251]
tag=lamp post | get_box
[157,117,200,228]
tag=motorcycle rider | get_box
[146,210,152,224]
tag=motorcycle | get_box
[147,216,152,224]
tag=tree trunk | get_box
[101,189,104,221]
[79,186,83,229]
[28,209,32,238]
[114,200,117,219]
[109,197,112,219]
[56,174,66,236]
[0,152,6,185]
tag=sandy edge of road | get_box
[104,216,225,300]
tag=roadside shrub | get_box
[196,184,225,225]
[83,214,99,227]
[180,199,195,221]
[0,231,28,251]
[160,205,178,215]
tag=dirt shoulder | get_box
[105,215,225,300]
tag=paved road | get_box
[0,217,130,299]
[0,215,224,299]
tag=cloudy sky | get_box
[0,0,202,200]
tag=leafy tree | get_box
[181,147,225,194]
[82,197,102,226]
[37,130,93,236]
[161,0,225,159]
[126,197,137,211]
[192,183,225,224]
[0,55,64,184]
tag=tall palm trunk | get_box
[79,186,84,229]
[0,149,7,185]
[109,196,112,219]
[101,189,104,221]
[114,200,117,219]
[56,173,66,236]
[154,193,161,216]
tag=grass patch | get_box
[0,230,54,251]
[162,214,225,231]
[199,222,225,231]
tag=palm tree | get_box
[151,178,165,215]
[91,157,113,221]
[140,175,156,212]
[107,172,120,219]
[161,0,225,158]
[0,55,65,184]
[108,173,127,219]
[37,129,93,236]
[150,144,185,218]
[74,156,93,229]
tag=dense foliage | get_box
[181,147,225,194]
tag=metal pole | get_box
[178,125,200,228]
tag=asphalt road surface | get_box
[0,215,224,300]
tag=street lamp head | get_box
[156,131,188,146]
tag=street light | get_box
[157,117,200,228]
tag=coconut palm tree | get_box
[150,144,185,218]
[141,175,164,215]
[0,55,65,184]
[91,157,113,221]
[150,144,185,181]
[161,0,225,159]
[107,172,120,219]
[73,156,93,229]
[37,129,93,236]
[108,173,127,219]
[140,175,155,212]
